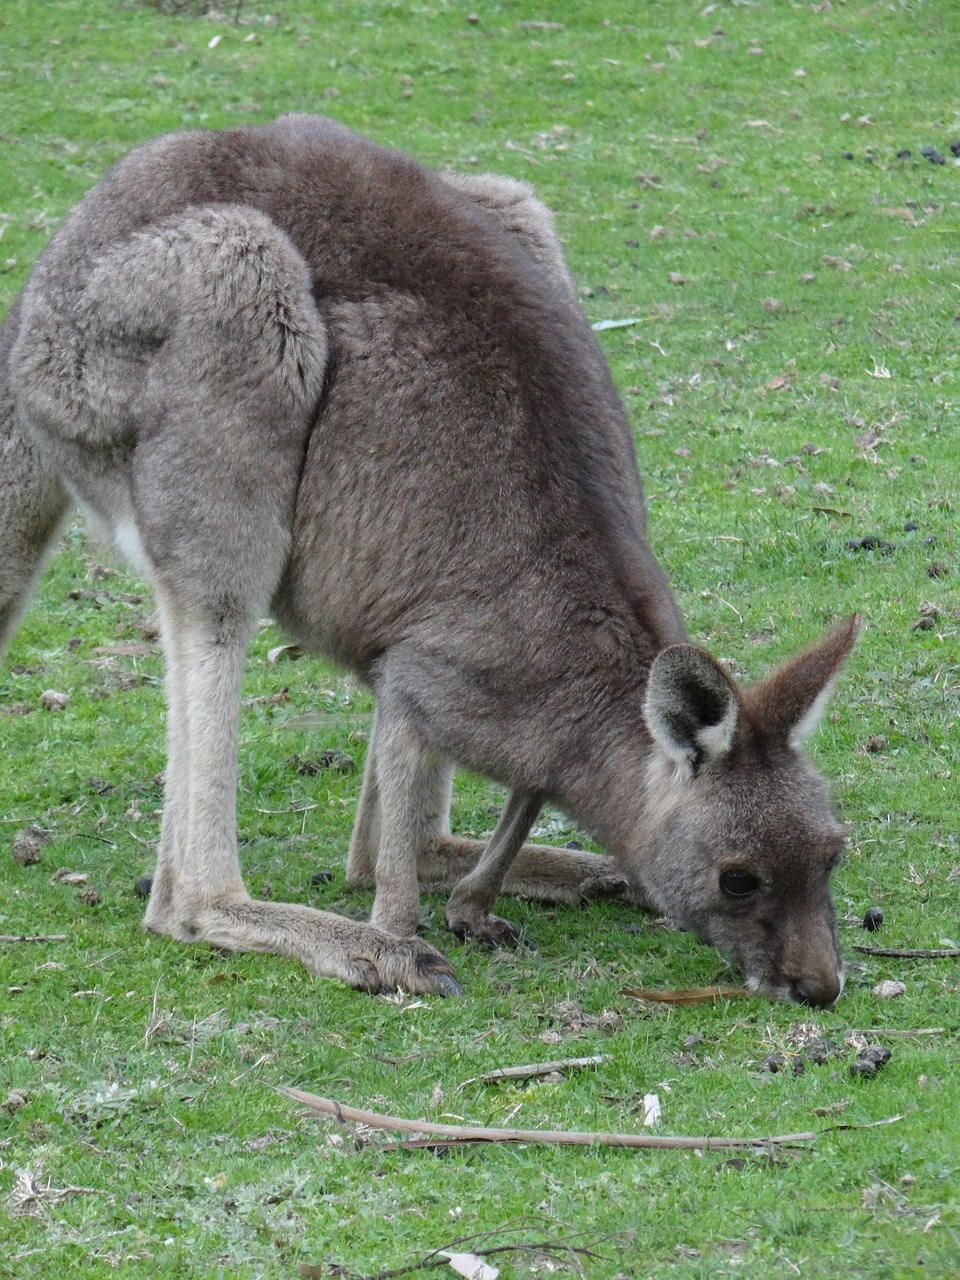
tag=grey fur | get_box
[1,116,858,1004]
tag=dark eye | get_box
[720,869,761,899]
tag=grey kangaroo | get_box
[0,115,858,1006]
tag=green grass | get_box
[1,1,958,1276]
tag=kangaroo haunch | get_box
[0,115,858,1006]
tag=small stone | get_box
[799,273,816,283]
[762,296,781,313]
[79,886,101,906]
[863,907,884,931]
[40,689,69,711]
[873,979,906,999]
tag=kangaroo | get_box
[0,115,858,1007]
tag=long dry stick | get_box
[853,946,960,958]
[855,1027,945,1037]
[284,1088,816,1150]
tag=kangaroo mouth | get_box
[745,965,846,1008]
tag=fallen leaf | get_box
[765,373,790,390]
[440,1251,499,1280]
[623,985,751,1004]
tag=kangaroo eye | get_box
[720,869,761,899]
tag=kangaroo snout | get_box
[788,964,844,1010]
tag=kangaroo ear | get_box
[742,614,862,747]
[644,645,740,770]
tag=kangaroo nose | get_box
[791,971,842,1009]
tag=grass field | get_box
[1,1,958,1276]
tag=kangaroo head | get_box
[637,616,861,1008]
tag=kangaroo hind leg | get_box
[16,204,456,993]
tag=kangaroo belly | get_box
[273,291,533,677]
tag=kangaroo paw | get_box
[577,871,632,902]
[446,907,527,949]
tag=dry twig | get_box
[284,1088,815,1150]
[853,946,960,958]
[460,1055,605,1088]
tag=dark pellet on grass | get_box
[921,146,946,164]
[134,874,153,898]
[310,869,334,885]
[850,1045,892,1078]
[847,536,896,554]
[863,906,884,931]
[860,1045,892,1067]
[808,1039,842,1065]
[849,1058,878,1078]
[897,149,912,159]
[951,140,960,156]
[904,520,920,532]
